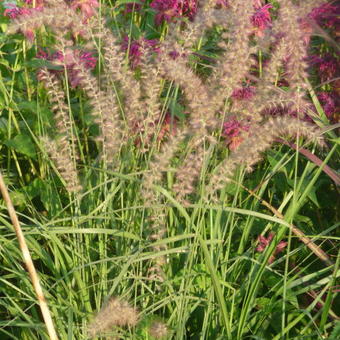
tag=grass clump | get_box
[0,0,339,339]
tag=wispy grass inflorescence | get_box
[148,321,169,339]
[7,0,328,298]
[87,297,139,338]
[38,68,81,194]
[208,116,324,198]
[7,2,91,41]
[68,46,123,166]
[41,136,82,194]
[211,0,255,102]
[100,27,145,135]
[38,68,76,145]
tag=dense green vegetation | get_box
[0,1,339,339]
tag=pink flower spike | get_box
[317,92,338,119]
[150,0,198,25]
[232,86,256,100]
[70,0,99,20]
[251,4,273,37]
[276,241,288,253]
[223,117,250,151]
[256,232,287,264]
[308,3,339,28]
[150,0,181,25]
[124,0,145,14]
[256,235,270,252]
[80,51,97,69]
[4,6,31,19]
[121,36,159,68]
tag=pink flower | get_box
[4,4,43,41]
[317,92,338,119]
[215,0,228,8]
[256,232,287,264]
[24,0,44,6]
[150,0,197,25]
[308,2,339,28]
[121,36,159,68]
[168,50,181,59]
[150,0,181,25]
[124,0,145,14]
[309,55,339,82]
[37,48,97,87]
[181,0,198,21]
[256,233,274,252]
[70,0,99,20]
[4,5,31,19]
[223,117,250,151]
[232,86,256,100]
[251,3,273,37]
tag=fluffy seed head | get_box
[149,321,169,339]
[87,297,139,338]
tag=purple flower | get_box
[181,0,198,21]
[223,117,250,150]
[121,36,159,68]
[309,54,339,82]
[308,2,340,28]
[150,0,198,25]
[4,5,32,19]
[232,86,256,100]
[4,4,44,40]
[251,3,273,37]
[150,0,181,25]
[317,92,338,119]
[124,0,145,14]
[70,0,99,21]
[37,48,97,87]
[256,232,287,264]
[223,118,249,138]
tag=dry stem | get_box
[0,171,59,340]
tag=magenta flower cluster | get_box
[223,117,250,151]
[4,0,99,21]
[308,2,340,29]
[256,233,287,264]
[150,0,198,25]
[121,36,159,68]
[251,3,273,37]
[309,54,339,83]
[232,86,256,100]
[37,48,97,87]
[317,92,339,119]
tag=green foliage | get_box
[0,1,339,340]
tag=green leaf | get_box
[170,101,186,120]
[17,101,37,112]
[328,320,340,340]
[0,117,8,134]
[4,134,36,159]
[116,0,143,5]
[23,178,45,199]
[24,58,63,71]
[9,191,26,209]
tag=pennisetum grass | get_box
[1,0,338,339]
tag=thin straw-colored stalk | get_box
[0,171,59,340]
